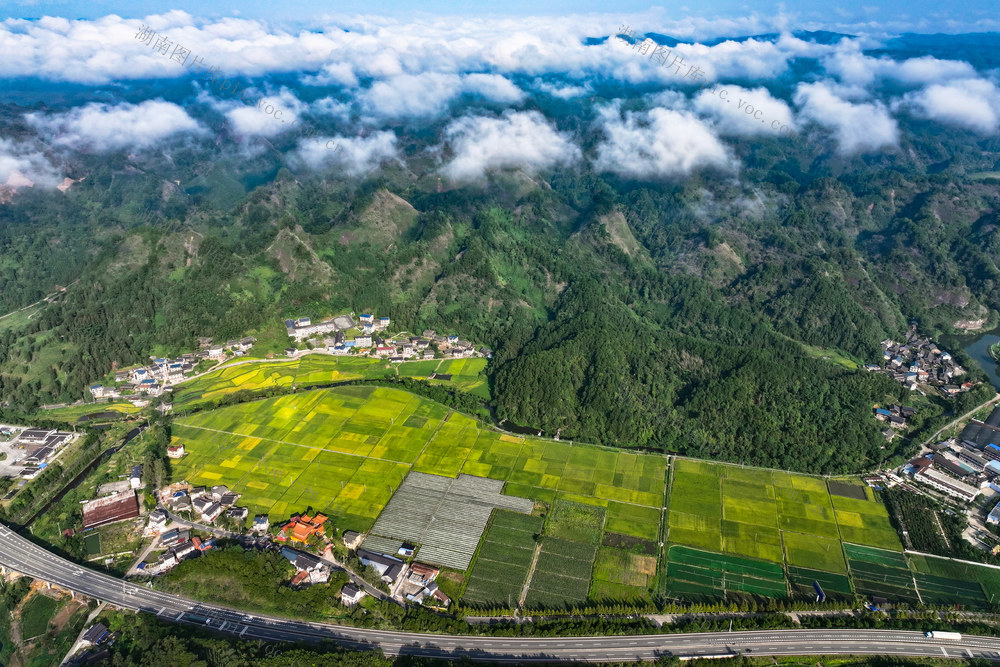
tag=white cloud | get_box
[693,85,797,136]
[794,81,899,154]
[592,106,734,179]
[359,72,523,118]
[295,130,400,176]
[440,110,580,182]
[362,72,463,118]
[311,96,353,120]
[823,50,978,88]
[0,12,855,89]
[900,78,1000,134]
[215,88,307,138]
[26,100,205,151]
[533,79,591,99]
[0,138,62,188]
[462,73,526,104]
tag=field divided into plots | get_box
[173,355,489,409]
[661,545,788,599]
[843,543,918,602]
[462,511,542,607]
[365,472,533,570]
[908,553,1000,609]
[171,381,996,610]
[662,459,904,603]
[523,500,602,609]
[171,385,668,542]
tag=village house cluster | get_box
[356,547,450,607]
[0,425,76,480]
[138,524,215,575]
[89,337,255,402]
[866,326,974,395]
[283,312,492,363]
[873,403,917,437]
[136,480,450,607]
[160,483,245,526]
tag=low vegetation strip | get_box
[173,356,490,409]
[844,543,909,568]
[787,565,853,596]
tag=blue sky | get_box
[3,0,999,33]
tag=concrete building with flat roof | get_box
[916,467,981,503]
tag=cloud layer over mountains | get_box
[2,11,999,188]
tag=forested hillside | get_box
[1,99,999,473]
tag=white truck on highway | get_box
[926,631,962,640]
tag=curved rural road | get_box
[2,525,999,662]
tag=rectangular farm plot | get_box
[782,531,848,573]
[787,566,853,598]
[661,544,788,599]
[844,543,908,568]
[721,520,783,563]
[604,502,661,541]
[524,537,598,609]
[913,572,989,608]
[722,496,778,529]
[776,500,840,538]
[909,554,1000,607]
[367,472,532,570]
[545,499,606,544]
[846,545,918,603]
[462,511,542,608]
[828,479,869,500]
[837,519,903,550]
[832,493,902,551]
[668,511,722,551]
[592,546,657,594]
[670,472,722,516]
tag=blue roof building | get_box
[988,502,1000,526]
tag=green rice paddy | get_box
[171,385,667,538]
[463,511,542,607]
[660,458,908,604]
[171,380,994,610]
[173,355,490,409]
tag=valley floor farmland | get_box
[171,355,489,409]
[170,385,666,538]
[169,385,999,610]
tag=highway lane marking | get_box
[240,626,248,637]
[176,612,183,620]
[220,621,228,630]
[941,648,948,656]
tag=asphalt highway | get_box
[3,524,1000,662]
